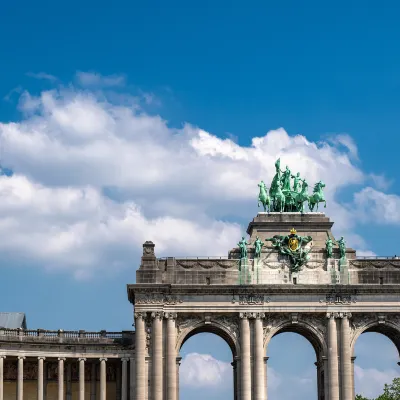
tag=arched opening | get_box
[178,330,235,400]
[266,326,323,400]
[353,324,400,399]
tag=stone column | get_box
[351,356,356,400]
[0,356,5,400]
[37,356,46,400]
[340,313,352,400]
[322,356,328,400]
[91,362,96,400]
[315,361,322,400]
[100,358,107,400]
[58,358,66,400]
[121,358,129,400]
[327,313,339,400]
[264,357,269,400]
[176,357,182,400]
[17,356,25,400]
[152,312,163,400]
[135,313,146,400]
[254,314,265,400]
[66,362,72,400]
[129,357,135,400]
[240,313,251,400]
[116,363,121,400]
[79,358,86,400]
[165,313,177,400]
[231,360,237,400]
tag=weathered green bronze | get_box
[253,236,264,258]
[325,233,334,259]
[337,236,346,260]
[237,236,249,259]
[265,228,313,272]
[258,158,327,213]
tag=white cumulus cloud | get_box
[0,80,396,277]
[180,353,232,388]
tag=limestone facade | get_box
[1,212,400,399]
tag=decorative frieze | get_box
[135,292,183,305]
[176,315,202,335]
[232,293,270,305]
[214,315,240,341]
[320,292,357,305]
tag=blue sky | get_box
[1,1,400,399]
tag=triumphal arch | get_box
[0,158,400,400]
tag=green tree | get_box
[356,377,400,400]
[356,395,371,400]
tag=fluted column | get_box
[135,312,146,400]
[17,356,25,400]
[121,358,129,400]
[341,313,352,400]
[152,311,163,400]
[254,314,265,400]
[165,313,177,400]
[79,358,86,400]
[327,313,339,400]
[0,355,5,400]
[100,358,107,400]
[37,356,46,400]
[58,358,66,400]
[240,313,251,400]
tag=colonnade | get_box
[134,311,356,400]
[0,355,130,400]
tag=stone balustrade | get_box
[0,329,134,344]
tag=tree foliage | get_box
[356,377,400,400]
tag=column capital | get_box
[121,357,129,362]
[78,358,86,362]
[99,358,107,362]
[150,311,163,320]
[58,357,66,361]
[164,312,177,320]
[338,312,352,319]
[37,356,46,360]
[134,312,146,320]
[239,312,250,319]
[326,312,338,319]
[17,356,26,360]
[0,355,6,359]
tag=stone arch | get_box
[264,318,328,358]
[351,320,400,358]
[176,316,239,357]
